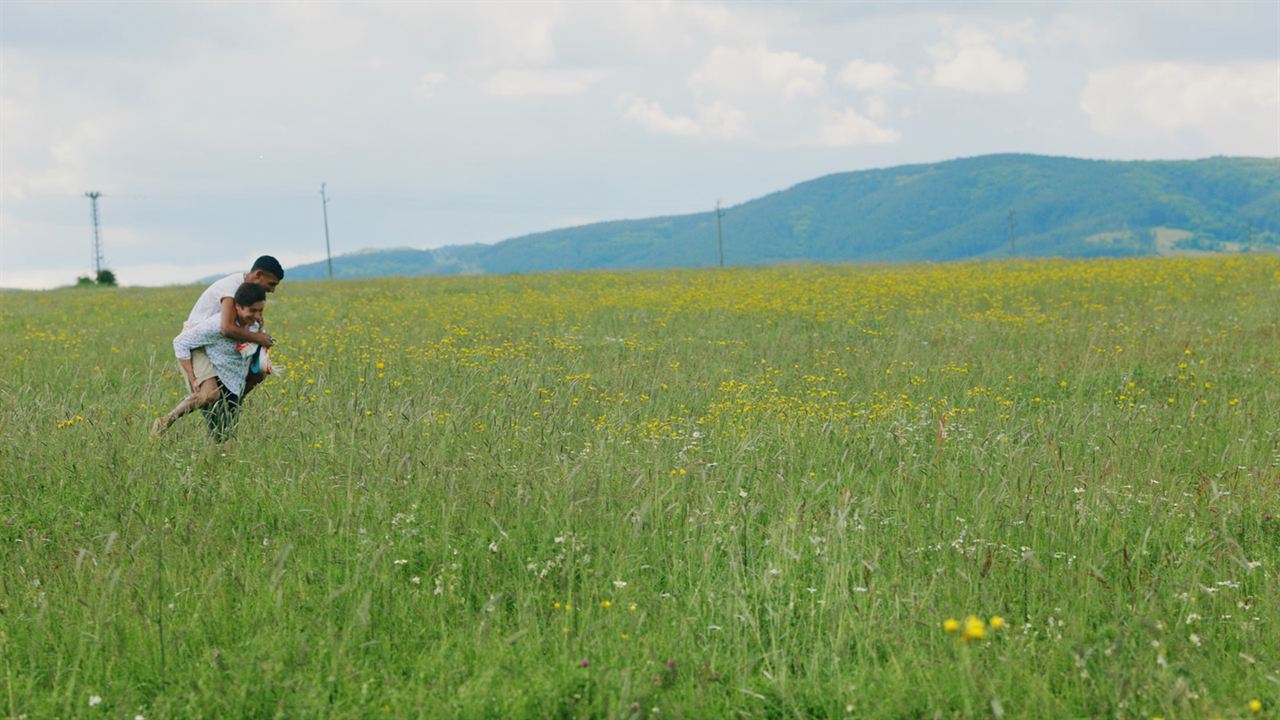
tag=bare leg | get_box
[153,379,220,436]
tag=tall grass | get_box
[2,256,1278,718]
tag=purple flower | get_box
[578,659,589,668]
[666,659,676,670]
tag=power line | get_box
[716,199,725,268]
[320,182,333,280]
[84,191,104,274]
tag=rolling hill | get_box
[285,154,1280,280]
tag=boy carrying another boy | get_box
[185,255,283,400]
[152,282,268,441]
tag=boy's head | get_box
[233,282,267,326]
[245,255,284,293]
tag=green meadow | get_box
[2,256,1278,718]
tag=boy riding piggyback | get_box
[152,256,283,440]
[184,256,282,397]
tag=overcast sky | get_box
[2,1,1277,289]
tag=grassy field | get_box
[2,256,1279,719]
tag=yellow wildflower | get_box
[962,615,985,641]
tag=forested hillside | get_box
[285,154,1279,279]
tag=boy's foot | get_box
[151,415,173,437]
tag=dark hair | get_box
[250,255,284,280]
[234,282,268,307]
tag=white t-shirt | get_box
[185,272,244,328]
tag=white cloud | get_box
[818,107,900,146]
[1041,10,1122,53]
[864,95,890,120]
[836,59,905,128]
[1080,61,1280,155]
[420,4,559,67]
[622,41,909,146]
[621,97,701,137]
[619,96,750,140]
[698,101,751,139]
[0,56,130,201]
[837,60,906,93]
[485,68,609,97]
[929,27,1027,94]
[414,71,448,98]
[654,43,900,146]
[689,45,827,102]
[597,1,756,56]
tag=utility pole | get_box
[320,182,333,279]
[1007,209,1017,256]
[716,200,725,268]
[84,191,104,274]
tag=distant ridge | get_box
[284,154,1280,280]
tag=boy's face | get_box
[246,270,281,293]
[235,300,265,327]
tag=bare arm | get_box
[218,298,274,347]
[172,327,206,391]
